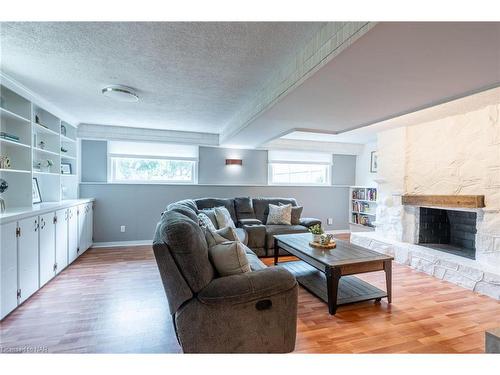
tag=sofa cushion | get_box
[280,202,303,225]
[266,203,292,225]
[208,241,251,277]
[234,197,256,221]
[246,253,266,271]
[214,206,236,229]
[265,224,309,250]
[233,227,248,245]
[195,198,237,222]
[253,198,298,223]
[161,210,215,293]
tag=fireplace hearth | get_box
[418,207,477,259]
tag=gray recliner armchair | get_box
[153,206,298,353]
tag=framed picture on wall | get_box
[61,162,72,175]
[370,151,378,173]
[32,178,42,204]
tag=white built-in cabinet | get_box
[1,222,18,319]
[78,203,93,255]
[39,212,56,287]
[68,206,79,263]
[55,208,68,275]
[18,216,40,303]
[0,200,93,320]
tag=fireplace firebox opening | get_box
[418,207,477,260]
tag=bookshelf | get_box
[0,84,79,209]
[349,186,377,232]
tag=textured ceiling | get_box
[0,22,324,132]
[228,22,500,147]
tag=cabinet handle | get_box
[35,220,38,231]
[41,219,46,229]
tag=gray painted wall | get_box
[198,146,268,185]
[81,140,107,182]
[79,140,356,243]
[80,184,351,243]
[332,154,356,185]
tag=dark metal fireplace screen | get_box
[418,207,477,259]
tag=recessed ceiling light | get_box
[102,85,139,102]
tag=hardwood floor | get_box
[1,239,499,353]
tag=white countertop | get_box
[0,198,95,224]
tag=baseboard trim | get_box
[92,240,153,248]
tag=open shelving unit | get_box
[0,84,79,209]
[349,186,377,232]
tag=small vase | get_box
[313,234,321,243]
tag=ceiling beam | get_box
[77,123,219,145]
[264,138,364,155]
[219,21,376,145]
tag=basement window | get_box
[108,141,198,184]
[268,150,332,186]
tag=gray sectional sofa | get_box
[153,198,300,353]
[193,197,321,256]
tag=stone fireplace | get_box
[350,98,500,299]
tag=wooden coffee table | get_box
[274,233,393,315]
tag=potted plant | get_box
[309,224,324,243]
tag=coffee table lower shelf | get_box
[278,260,387,307]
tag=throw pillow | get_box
[280,202,303,225]
[204,227,239,248]
[214,206,236,229]
[208,241,251,277]
[200,208,219,229]
[266,203,292,225]
[198,212,217,231]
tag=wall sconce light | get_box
[225,159,243,166]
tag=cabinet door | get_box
[78,204,87,253]
[55,209,68,274]
[86,203,93,249]
[68,206,79,263]
[1,222,18,319]
[18,216,39,303]
[39,212,56,287]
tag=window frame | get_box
[267,160,332,186]
[108,152,198,184]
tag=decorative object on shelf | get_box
[0,178,8,212]
[309,223,324,243]
[35,159,53,172]
[0,132,20,142]
[32,177,42,204]
[38,140,46,149]
[61,146,68,153]
[370,151,378,173]
[61,162,72,175]
[0,155,11,169]
[61,124,67,136]
[35,114,49,129]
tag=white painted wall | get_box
[355,142,378,187]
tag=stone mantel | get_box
[401,195,485,209]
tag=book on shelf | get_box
[367,188,377,201]
[0,132,20,142]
